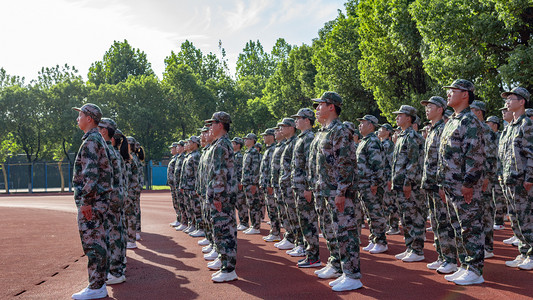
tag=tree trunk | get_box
[58,160,65,192]
[1,163,8,194]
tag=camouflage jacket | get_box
[167,154,178,186]
[480,122,498,184]
[497,129,507,180]
[500,114,533,186]
[391,127,421,190]
[280,134,297,189]
[173,153,186,191]
[179,150,200,190]
[114,144,128,192]
[234,151,243,184]
[356,132,384,188]
[291,129,315,190]
[307,131,323,192]
[241,146,261,186]
[382,138,394,181]
[196,145,211,196]
[128,152,142,194]
[437,107,484,191]
[106,141,124,205]
[313,118,356,197]
[421,119,445,191]
[73,127,113,207]
[206,134,235,204]
[259,143,275,188]
[270,139,287,189]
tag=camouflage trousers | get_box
[244,185,262,230]
[502,184,533,258]
[235,188,249,226]
[315,194,341,271]
[177,191,189,226]
[258,189,266,221]
[125,191,137,243]
[395,188,425,255]
[358,186,387,246]
[280,185,303,246]
[185,190,202,228]
[295,189,319,261]
[263,187,281,236]
[444,186,485,276]
[78,199,109,289]
[493,183,507,226]
[170,186,181,222]
[383,188,399,231]
[274,188,290,240]
[107,192,126,277]
[209,200,237,273]
[325,194,362,279]
[200,195,214,244]
[134,191,141,233]
[426,189,456,264]
[482,186,495,252]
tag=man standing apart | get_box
[438,79,485,285]
[71,104,112,300]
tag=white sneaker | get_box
[402,252,424,262]
[198,238,210,246]
[276,239,296,250]
[332,276,363,292]
[437,262,458,274]
[453,270,484,285]
[317,266,342,279]
[263,234,281,242]
[363,242,375,252]
[135,233,141,241]
[395,250,409,260]
[126,242,137,249]
[484,250,494,259]
[207,258,222,270]
[319,233,324,238]
[512,239,520,247]
[274,238,287,247]
[184,226,196,234]
[503,235,517,245]
[170,221,180,227]
[506,255,527,267]
[427,259,443,270]
[444,267,466,281]
[204,249,218,261]
[71,285,107,300]
[243,228,251,234]
[518,257,533,270]
[244,228,260,235]
[237,224,248,231]
[386,228,401,235]
[329,273,346,286]
[190,230,205,237]
[202,244,213,253]
[315,264,331,275]
[211,270,221,277]
[369,244,388,254]
[106,274,126,285]
[211,270,238,282]
[289,246,306,257]
[175,224,187,231]
[493,224,504,230]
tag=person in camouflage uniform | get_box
[378,123,400,235]
[499,87,533,270]
[97,118,127,285]
[391,105,425,263]
[486,115,507,230]
[438,79,485,285]
[470,101,498,259]
[259,128,281,242]
[167,142,180,227]
[174,141,188,231]
[204,112,238,282]
[241,133,262,234]
[127,137,142,241]
[71,104,112,300]
[180,136,203,237]
[420,96,457,274]
[272,128,291,249]
[232,137,249,231]
[197,126,215,252]
[312,92,361,292]
[125,137,142,249]
[356,115,388,254]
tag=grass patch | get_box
[150,185,171,190]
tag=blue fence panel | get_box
[151,165,168,186]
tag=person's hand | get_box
[403,185,412,199]
[524,182,533,192]
[335,196,346,213]
[482,178,489,192]
[439,189,446,203]
[461,186,473,204]
[304,191,313,203]
[267,187,273,195]
[238,184,243,191]
[387,181,391,191]
[251,185,257,195]
[80,205,93,221]
[371,185,378,196]
[214,201,222,212]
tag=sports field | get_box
[0,191,531,299]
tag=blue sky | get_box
[0,0,346,82]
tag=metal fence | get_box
[0,160,168,194]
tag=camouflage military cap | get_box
[126,136,136,144]
[499,106,508,111]
[199,126,210,132]
[98,117,117,131]
[343,121,356,133]
[421,96,447,108]
[312,91,343,108]
[486,116,500,124]
[379,123,394,132]
[526,108,533,117]
[231,137,244,146]
[414,115,421,125]
[169,142,179,148]
[443,79,475,92]
[260,128,276,136]
[353,128,362,139]
[470,100,486,112]
[113,129,123,139]
[356,115,379,126]
[444,109,454,118]
[392,105,417,117]
[205,111,232,124]
[188,136,200,145]
[255,143,263,150]
[244,133,257,141]
[291,108,315,120]
[501,87,530,102]
[276,117,296,128]
[72,103,103,123]
[178,140,186,146]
